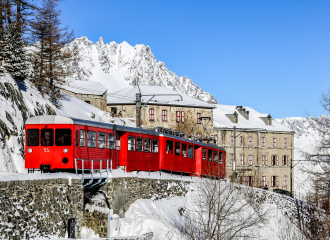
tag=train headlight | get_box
[63,148,68,153]
[27,148,32,153]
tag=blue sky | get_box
[59,0,330,118]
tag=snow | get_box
[107,85,215,108]
[68,36,218,104]
[213,104,293,132]
[62,80,107,95]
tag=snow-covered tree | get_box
[0,22,28,81]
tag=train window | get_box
[219,152,223,164]
[107,133,115,149]
[208,149,213,162]
[175,142,180,156]
[152,139,159,153]
[128,136,135,151]
[97,132,106,149]
[188,145,193,158]
[214,151,219,163]
[27,129,39,146]
[166,140,173,154]
[202,148,207,160]
[145,138,151,152]
[182,143,187,157]
[80,130,85,147]
[87,131,96,148]
[137,137,143,152]
[55,129,71,146]
[75,131,78,146]
[41,129,54,146]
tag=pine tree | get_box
[1,22,28,81]
[29,0,77,105]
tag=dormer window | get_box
[226,111,238,123]
[260,114,272,126]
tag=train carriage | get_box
[25,116,226,179]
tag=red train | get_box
[25,116,226,178]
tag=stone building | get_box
[213,105,295,192]
[60,80,107,111]
[107,85,216,138]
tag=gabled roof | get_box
[213,104,293,132]
[61,80,107,95]
[107,85,216,109]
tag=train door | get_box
[116,131,125,168]
[194,146,202,177]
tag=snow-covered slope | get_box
[68,37,218,104]
[275,116,330,200]
[0,70,135,173]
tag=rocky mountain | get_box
[68,37,218,104]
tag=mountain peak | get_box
[68,36,218,104]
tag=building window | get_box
[197,113,202,124]
[271,176,276,187]
[240,155,244,165]
[85,101,90,104]
[231,136,234,146]
[262,155,265,166]
[284,175,287,187]
[249,155,252,166]
[284,138,287,148]
[111,107,117,115]
[162,110,167,122]
[273,138,277,148]
[149,108,154,121]
[262,176,266,187]
[282,155,287,166]
[262,137,265,147]
[249,136,252,147]
[240,136,243,146]
[181,111,185,123]
[271,155,276,166]
[176,111,180,123]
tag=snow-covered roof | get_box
[61,80,107,95]
[213,104,294,132]
[107,85,216,109]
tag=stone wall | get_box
[0,178,83,239]
[83,177,191,237]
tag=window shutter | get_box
[266,155,268,166]
[282,156,284,166]
[253,176,255,186]
[276,156,279,166]
[276,176,279,187]
[181,111,185,123]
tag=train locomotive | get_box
[25,116,226,178]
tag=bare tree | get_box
[29,0,77,105]
[174,111,203,141]
[167,177,269,240]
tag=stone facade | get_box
[107,104,214,138]
[84,177,191,237]
[61,89,107,111]
[0,178,83,239]
[213,129,294,192]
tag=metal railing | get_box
[75,158,116,189]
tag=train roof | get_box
[25,116,225,151]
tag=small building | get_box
[212,105,295,193]
[60,80,107,111]
[107,85,216,139]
